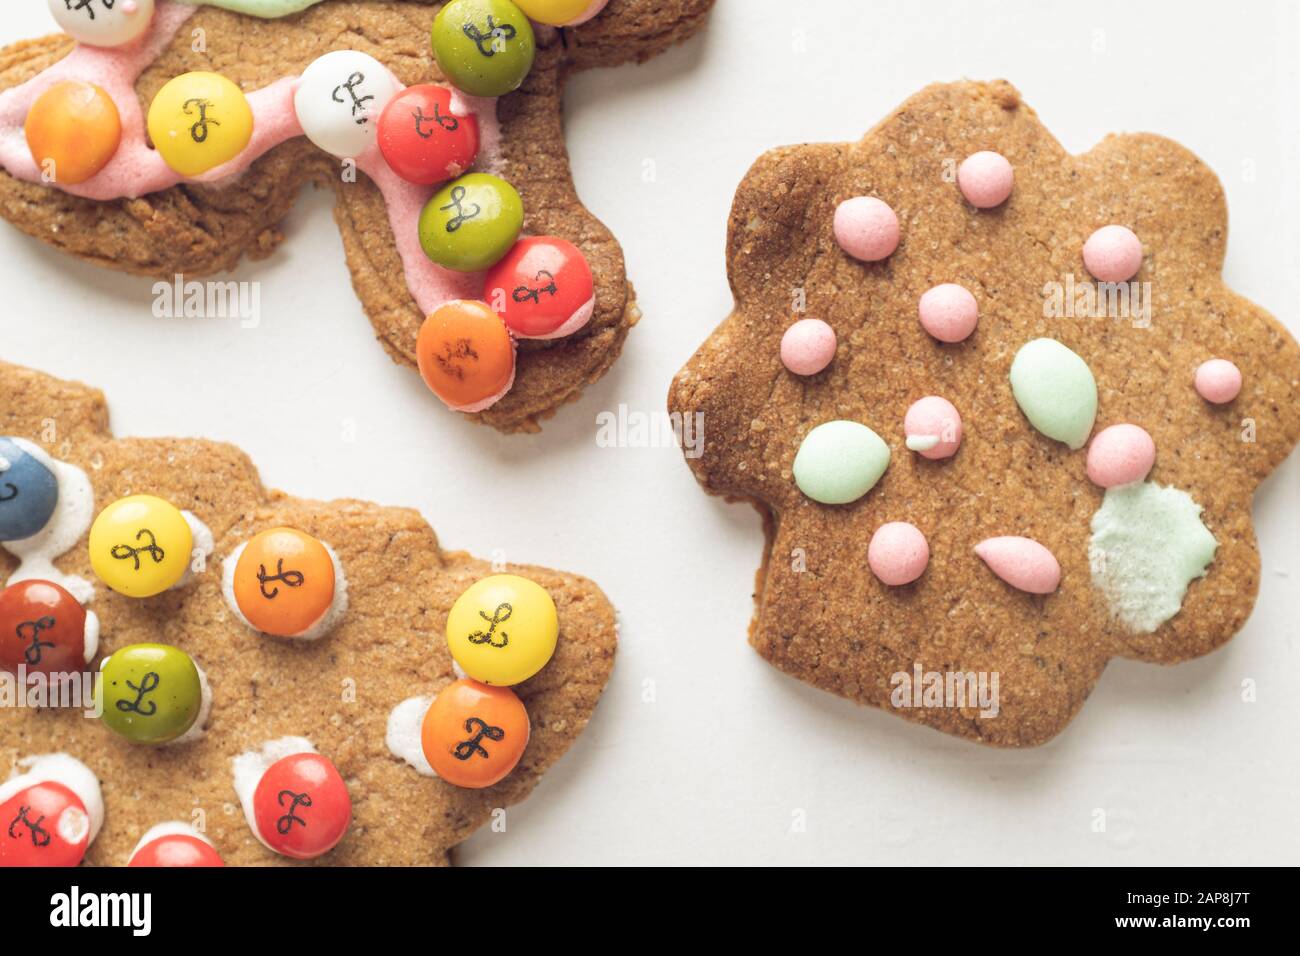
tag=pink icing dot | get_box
[868,522,930,586]
[1086,424,1156,488]
[974,536,1061,594]
[780,318,837,376]
[957,151,1013,208]
[833,196,899,262]
[1194,358,1243,404]
[904,395,963,460]
[1082,225,1143,282]
[917,283,978,343]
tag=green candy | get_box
[1088,481,1217,634]
[1009,338,1098,449]
[793,420,891,505]
[97,643,203,745]
[432,0,536,98]
[419,172,523,272]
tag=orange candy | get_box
[25,81,122,186]
[415,299,516,411]
[232,527,336,638]
[421,679,529,789]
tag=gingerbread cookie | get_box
[668,80,1300,747]
[0,358,616,865]
[0,0,714,432]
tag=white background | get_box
[3,0,1298,865]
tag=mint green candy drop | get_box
[793,421,891,505]
[1009,338,1098,449]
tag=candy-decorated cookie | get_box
[0,359,616,864]
[668,81,1300,746]
[0,0,715,433]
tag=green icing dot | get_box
[180,0,325,16]
[793,420,890,505]
[1088,481,1218,634]
[1010,338,1098,449]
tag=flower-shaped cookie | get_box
[0,0,714,433]
[0,359,615,864]
[669,80,1300,746]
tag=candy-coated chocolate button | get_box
[418,172,523,272]
[89,495,193,598]
[96,643,203,745]
[378,84,480,186]
[0,580,88,675]
[47,0,156,48]
[0,782,90,867]
[24,81,122,186]
[232,527,336,637]
[294,50,400,159]
[416,299,516,411]
[793,421,891,505]
[514,0,603,26]
[483,236,595,339]
[446,574,558,686]
[129,830,224,868]
[252,753,351,860]
[0,437,59,541]
[431,0,536,98]
[421,679,529,788]
[147,72,253,177]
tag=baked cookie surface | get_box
[0,0,714,433]
[0,359,616,864]
[668,80,1300,747]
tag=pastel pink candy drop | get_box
[833,196,900,262]
[868,522,930,586]
[1082,225,1143,282]
[780,319,837,376]
[974,536,1061,594]
[917,283,978,343]
[957,151,1013,208]
[1086,424,1155,488]
[904,395,963,459]
[1194,359,1242,404]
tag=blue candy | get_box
[0,437,59,541]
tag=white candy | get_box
[47,0,156,48]
[294,50,399,159]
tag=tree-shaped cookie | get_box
[0,0,714,432]
[669,80,1300,746]
[0,359,615,865]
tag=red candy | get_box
[0,782,90,867]
[252,752,351,860]
[378,84,480,186]
[483,236,595,339]
[0,579,89,675]
[129,832,225,868]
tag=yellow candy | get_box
[146,72,253,177]
[446,574,558,686]
[513,0,596,26]
[89,495,193,598]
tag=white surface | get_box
[2,0,1299,866]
